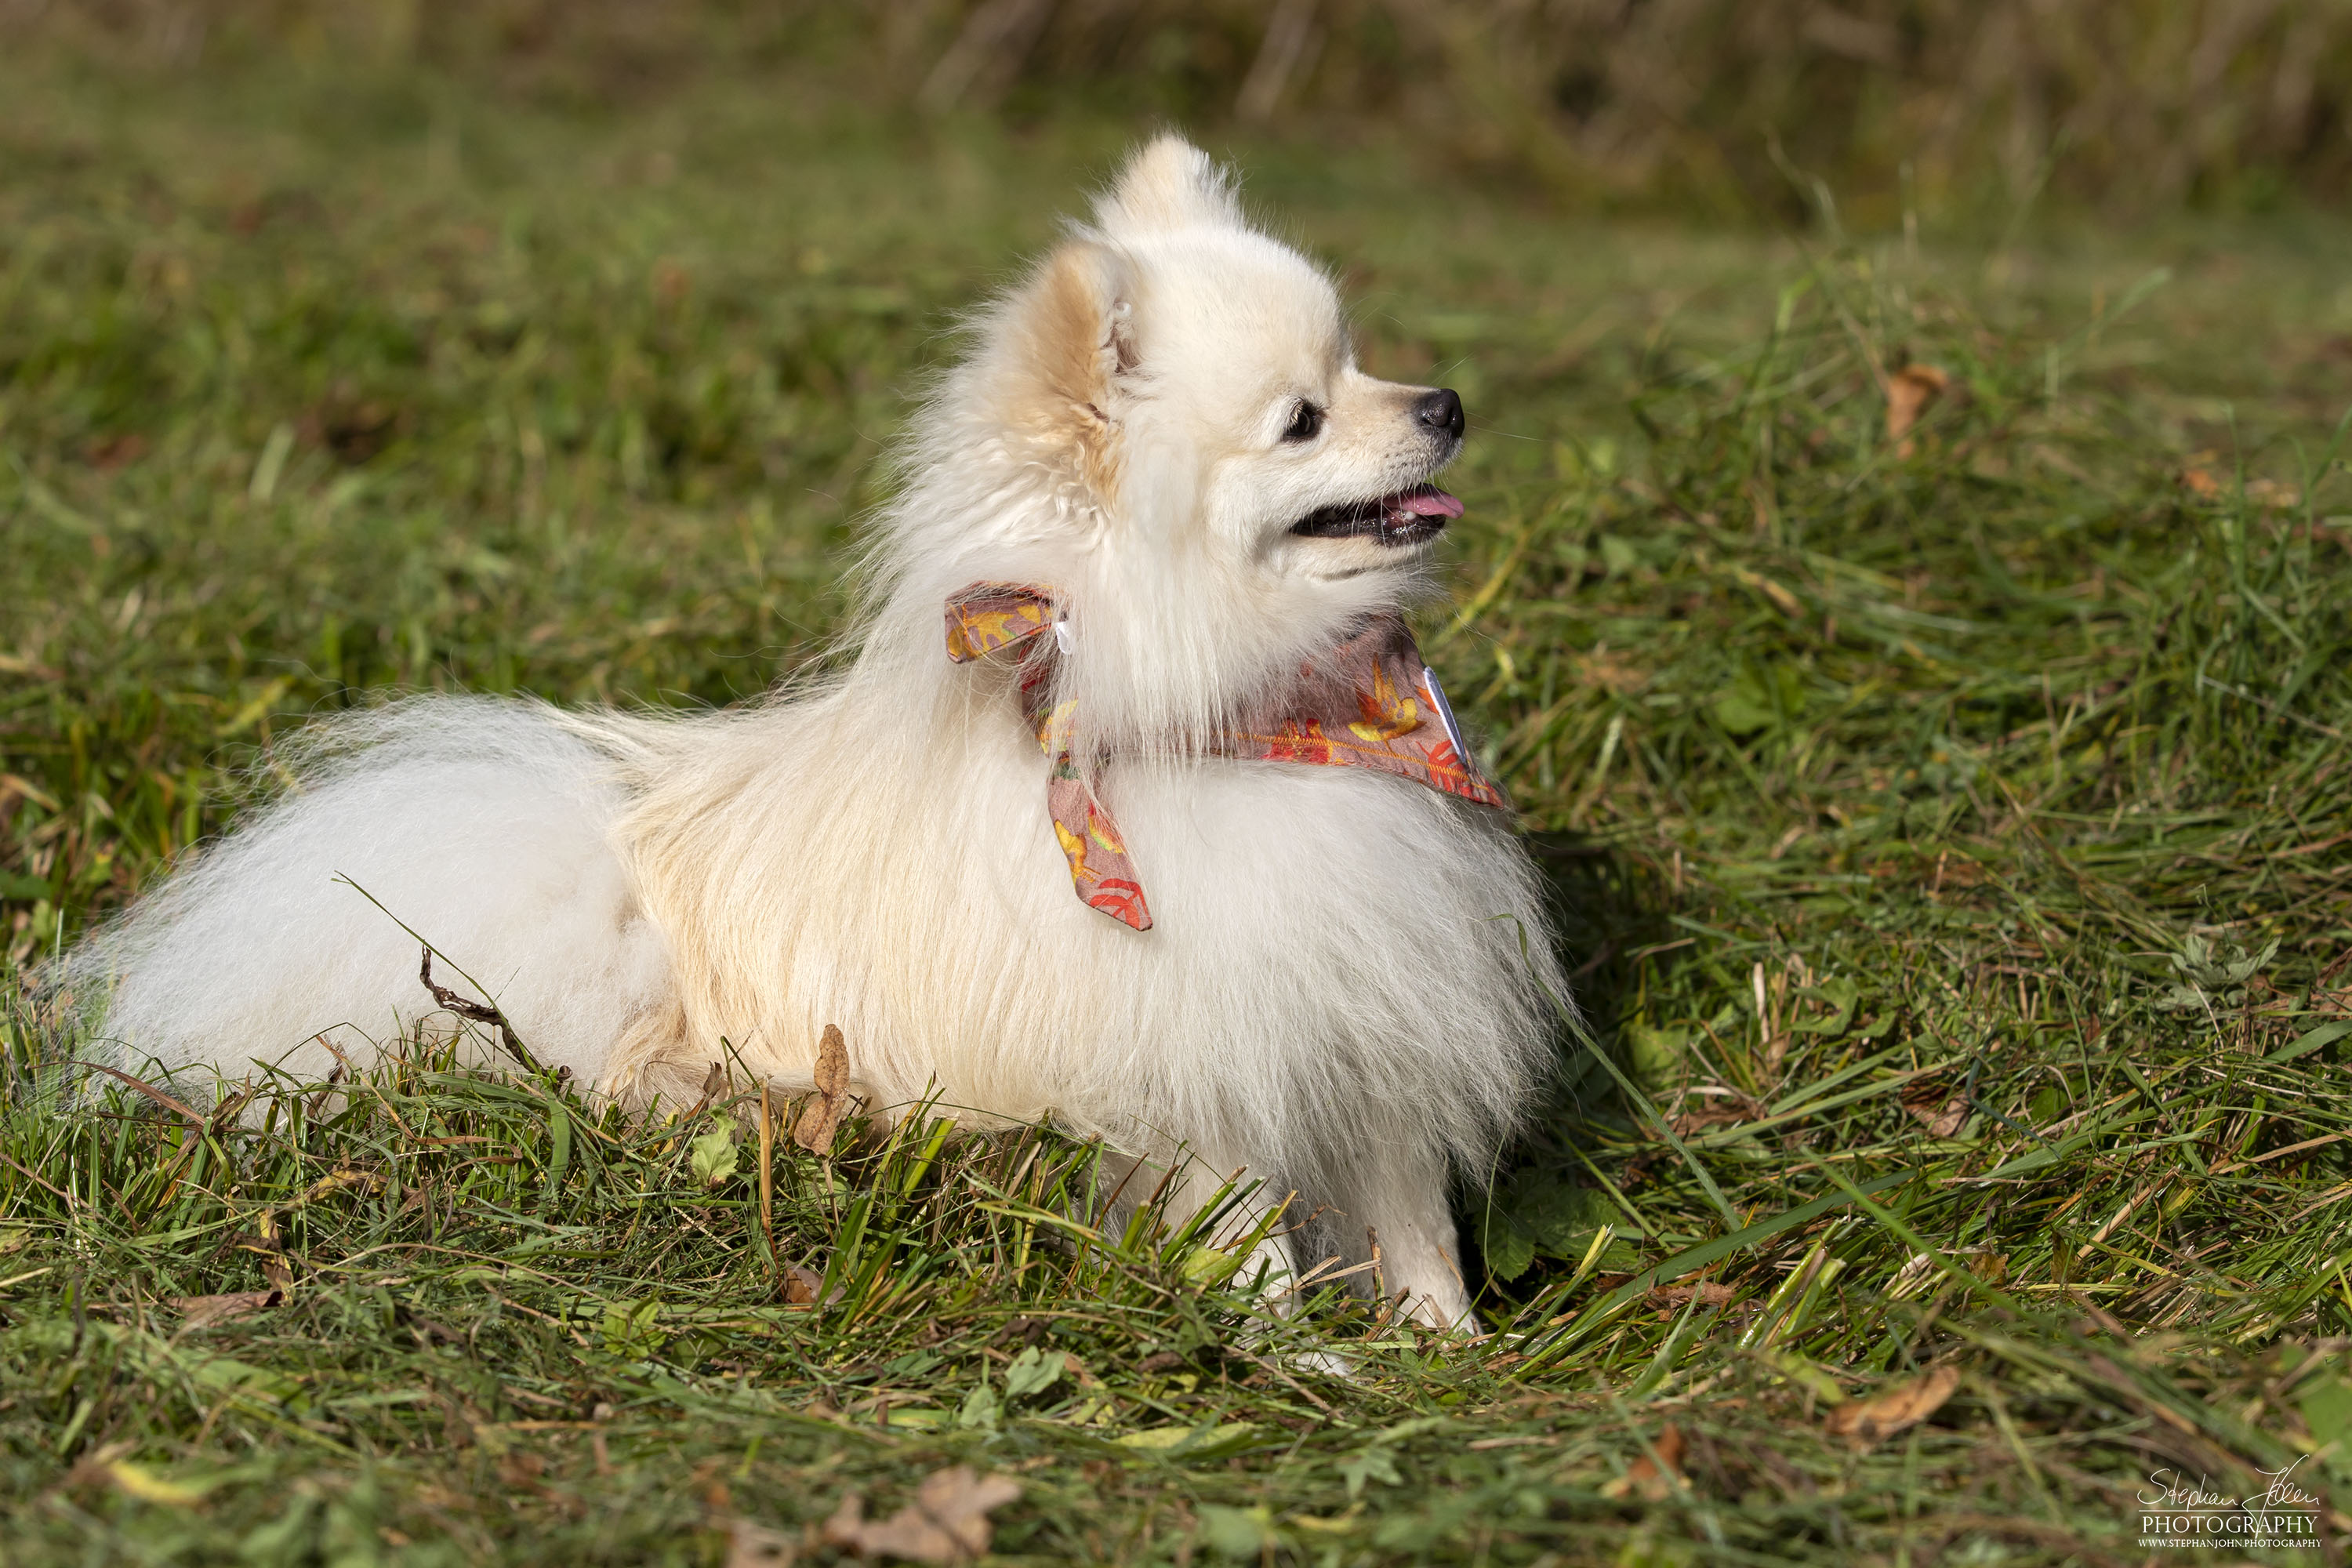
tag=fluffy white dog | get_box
[67,136,1563,1328]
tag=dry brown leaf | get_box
[1572,650,1648,695]
[2180,466,2223,498]
[292,1167,383,1207]
[1667,1106,1751,1137]
[782,1266,843,1308]
[1827,1363,1961,1444]
[823,1466,1021,1563]
[1884,363,1950,448]
[171,1290,281,1330]
[1602,1424,1686,1500]
[495,1450,546,1491]
[439,1392,484,1449]
[248,1213,295,1294]
[727,1517,799,1567]
[2318,948,2352,995]
[88,432,150,470]
[1928,851,1984,891]
[1650,1283,1736,1310]
[813,1025,848,1098]
[1900,1081,1969,1139]
[78,1062,204,1123]
[793,1024,853,1154]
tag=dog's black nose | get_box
[1417,388,1465,440]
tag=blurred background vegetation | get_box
[10,0,2350,225]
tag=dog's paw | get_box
[1287,1347,1357,1379]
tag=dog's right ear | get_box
[1001,240,1138,495]
[1094,134,1243,238]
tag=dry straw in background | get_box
[14,0,2350,219]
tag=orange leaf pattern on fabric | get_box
[945,582,1507,929]
[1349,661,1420,743]
[1053,820,1092,881]
[1087,878,1149,928]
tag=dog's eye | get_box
[1281,401,1323,443]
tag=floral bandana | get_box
[945,582,1508,931]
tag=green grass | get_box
[5,50,2352,1567]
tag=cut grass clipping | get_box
[5,82,2352,1568]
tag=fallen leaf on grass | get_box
[88,432,150,470]
[823,1466,1020,1563]
[299,390,400,463]
[1288,1505,1363,1533]
[728,1516,800,1566]
[781,1266,844,1308]
[1900,1081,1969,1139]
[172,1290,281,1330]
[1763,1348,1846,1406]
[247,1211,296,1294]
[793,1025,853,1153]
[686,1061,728,1120]
[1650,1282,1736,1310]
[1002,1343,1067,1399]
[1827,1363,1961,1444]
[107,1458,223,1506]
[1602,1424,1686,1500]
[1112,1422,1254,1456]
[495,1449,546,1490]
[1885,363,1950,450]
[691,1126,739,1186]
[1666,1106,1752,1137]
[70,1443,230,1507]
[291,1166,385,1207]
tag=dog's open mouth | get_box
[1288,484,1465,546]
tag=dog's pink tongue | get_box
[1396,487,1465,518]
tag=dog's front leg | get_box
[1326,1149,1479,1333]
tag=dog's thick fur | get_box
[66,137,1563,1327]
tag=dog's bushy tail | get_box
[54,696,675,1096]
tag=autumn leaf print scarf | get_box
[945,582,1508,931]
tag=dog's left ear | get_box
[1003,240,1139,493]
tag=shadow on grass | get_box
[1454,829,1687,1309]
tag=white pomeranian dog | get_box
[67,136,1563,1328]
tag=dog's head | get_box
[1005,135,1465,575]
[886,136,1469,735]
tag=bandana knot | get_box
[946,583,1508,931]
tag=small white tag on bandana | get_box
[1421,662,1471,764]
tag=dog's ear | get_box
[1094,134,1242,237]
[1002,239,1138,494]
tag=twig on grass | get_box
[328,873,549,1076]
[419,947,540,1077]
